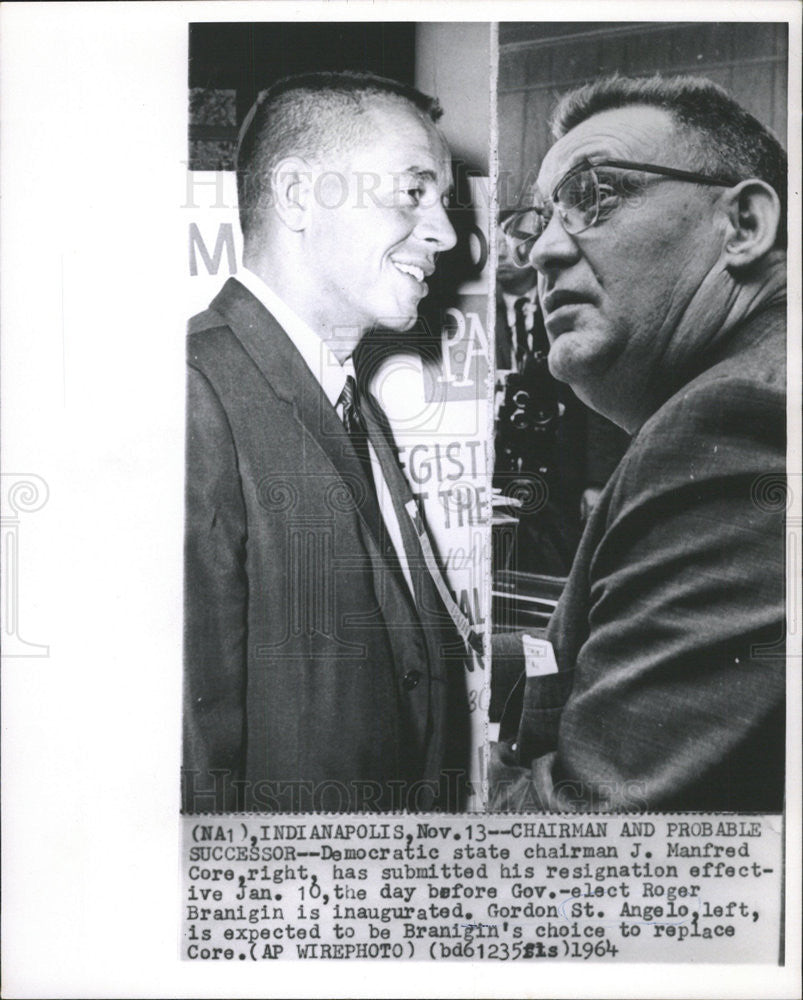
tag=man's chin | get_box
[375,311,419,333]
[547,330,608,386]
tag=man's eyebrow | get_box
[559,153,612,180]
[401,166,454,197]
[535,157,588,198]
[403,167,438,181]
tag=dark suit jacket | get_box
[183,278,469,813]
[491,303,787,812]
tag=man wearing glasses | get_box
[491,75,787,812]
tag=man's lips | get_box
[542,289,596,316]
[390,258,434,284]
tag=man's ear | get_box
[270,156,313,232]
[720,179,781,271]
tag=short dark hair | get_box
[551,74,787,248]
[237,71,443,240]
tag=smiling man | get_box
[183,72,470,813]
[492,75,787,812]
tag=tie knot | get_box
[339,374,368,438]
[340,373,358,411]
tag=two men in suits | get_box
[492,75,787,811]
[183,72,471,813]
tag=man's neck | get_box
[628,254,787,432]
[243,249,363,363]
[676,252,786,358]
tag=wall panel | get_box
[499,22,788,206]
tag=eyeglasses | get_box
[501,158,740,268]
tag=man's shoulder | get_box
[188,304,228,337]
[186,306,241,375]
[187,279,254,370]
[656,356,782,446]
[188,277,243,340]
[187,277,251,351]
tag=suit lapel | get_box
[210,279,468,800]
[211,280,374,504]
[210,278,416,611]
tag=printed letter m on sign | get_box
[189,222,236,277]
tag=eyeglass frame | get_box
[501,157,742,268]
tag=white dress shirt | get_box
[237,267,415,597]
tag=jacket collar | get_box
[209,277,418,609]
[210,277,372,495]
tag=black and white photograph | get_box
[489,20,789,813]
[183,22,491,814]
[1,3,800,998]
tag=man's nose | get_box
[416,200,458,252]
[528,211,580,274]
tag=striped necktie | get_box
[337,374,386,545]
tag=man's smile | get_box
[389,257,434,294]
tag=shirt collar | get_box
[236,267,351,409]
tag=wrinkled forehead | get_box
[534,104,679,196]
